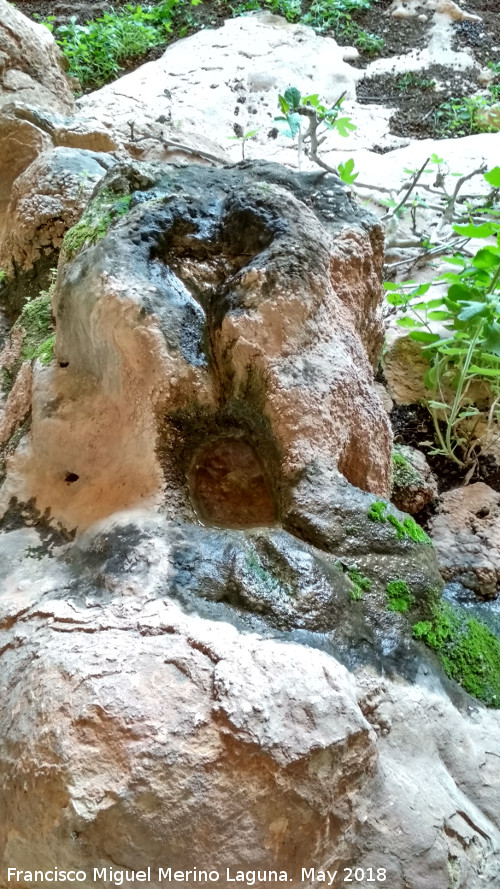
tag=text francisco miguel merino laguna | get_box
[7,869,305,886]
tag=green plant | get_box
[0,270,6,285]
[348,567,371,600]
[41,0,202,91]
[300,0,383,54]
[385,167,500,468]
[267,0,301,20]
[413,602,500,707]
[386,579,413,612]
[396,72,435,92]
[367,500,432,544]
[228,128,259,160]
[434,90,500,138]
[337,158,359,185]
[275,86,356,174]
[64,192,132,257]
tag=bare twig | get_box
[380,157,430,221]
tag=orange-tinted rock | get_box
[191,437,276,528]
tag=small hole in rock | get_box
[190,437,276,529]
[65,472,79,484]
[476,506,490,518]
[59,362,69,368]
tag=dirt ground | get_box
[12,0,500,139]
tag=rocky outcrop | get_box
[0,0,74,235]
[0,0,73,113]
[1,159,393,527]
[429,483,500,599]
[0,511,498,889]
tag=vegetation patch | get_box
[41,0,383,91]
[434,88,500,138]
[386,579,413,613]
[63,192,132,258]
[413,603,500,707]
[18,293,55,366]
[367,500,432,544]
[348,567,372,601]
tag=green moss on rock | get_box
[386,579,414,613]
[368,499,432,545]
[392,447,422,489]
[19,293,54,365]
[348,567,372,601]
[63,192,132,258]
[413,603,500,707]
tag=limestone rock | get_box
[0,0,74,234]
[1,159,392,531]
[0,0,73,114]
[0,515,498,889]
[391,444,438,514]
[0,147,115,300]
[429,483,500,599]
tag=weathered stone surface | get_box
[0,1,72,114]
[429,483,500,599]
[1,160,391,531]
[0,147,114,281]
[0,0,74,233]
[391,444,438,514]
[0,515,498,889]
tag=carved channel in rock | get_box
[190,436,276,528]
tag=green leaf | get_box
[428,401,449,410]
[383,282,402,291]
[397,316,419,328]
[482,322,500,357]
[284,86,301,109]
[468,364,500,377]
[453,222,499,238]
[484,166,500,188]
[424,366,438,388]
[408,331,441,344]
[338,158,358,184]
[278,94,290,114]
[457,302,488,321]
[472,247,500,269]
[448,283,473,302]
[385,292,405,306]
[427,310,451,321]
[301,93,320,107]
[333,117,357,137]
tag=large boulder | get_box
[0,157,498,889]
[0,513,498,889]
[0,0,74,232]
[1,159,391,526]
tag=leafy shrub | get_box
[42,0,199,90]
[385,166,500,468]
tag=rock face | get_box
[0,513,498,889]
[0,147,115,307]
[1,159,393,528]
[391,444,438,514]
[0,0,74,234]
[429,483,500,599]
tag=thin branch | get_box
[380,157,430,221]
